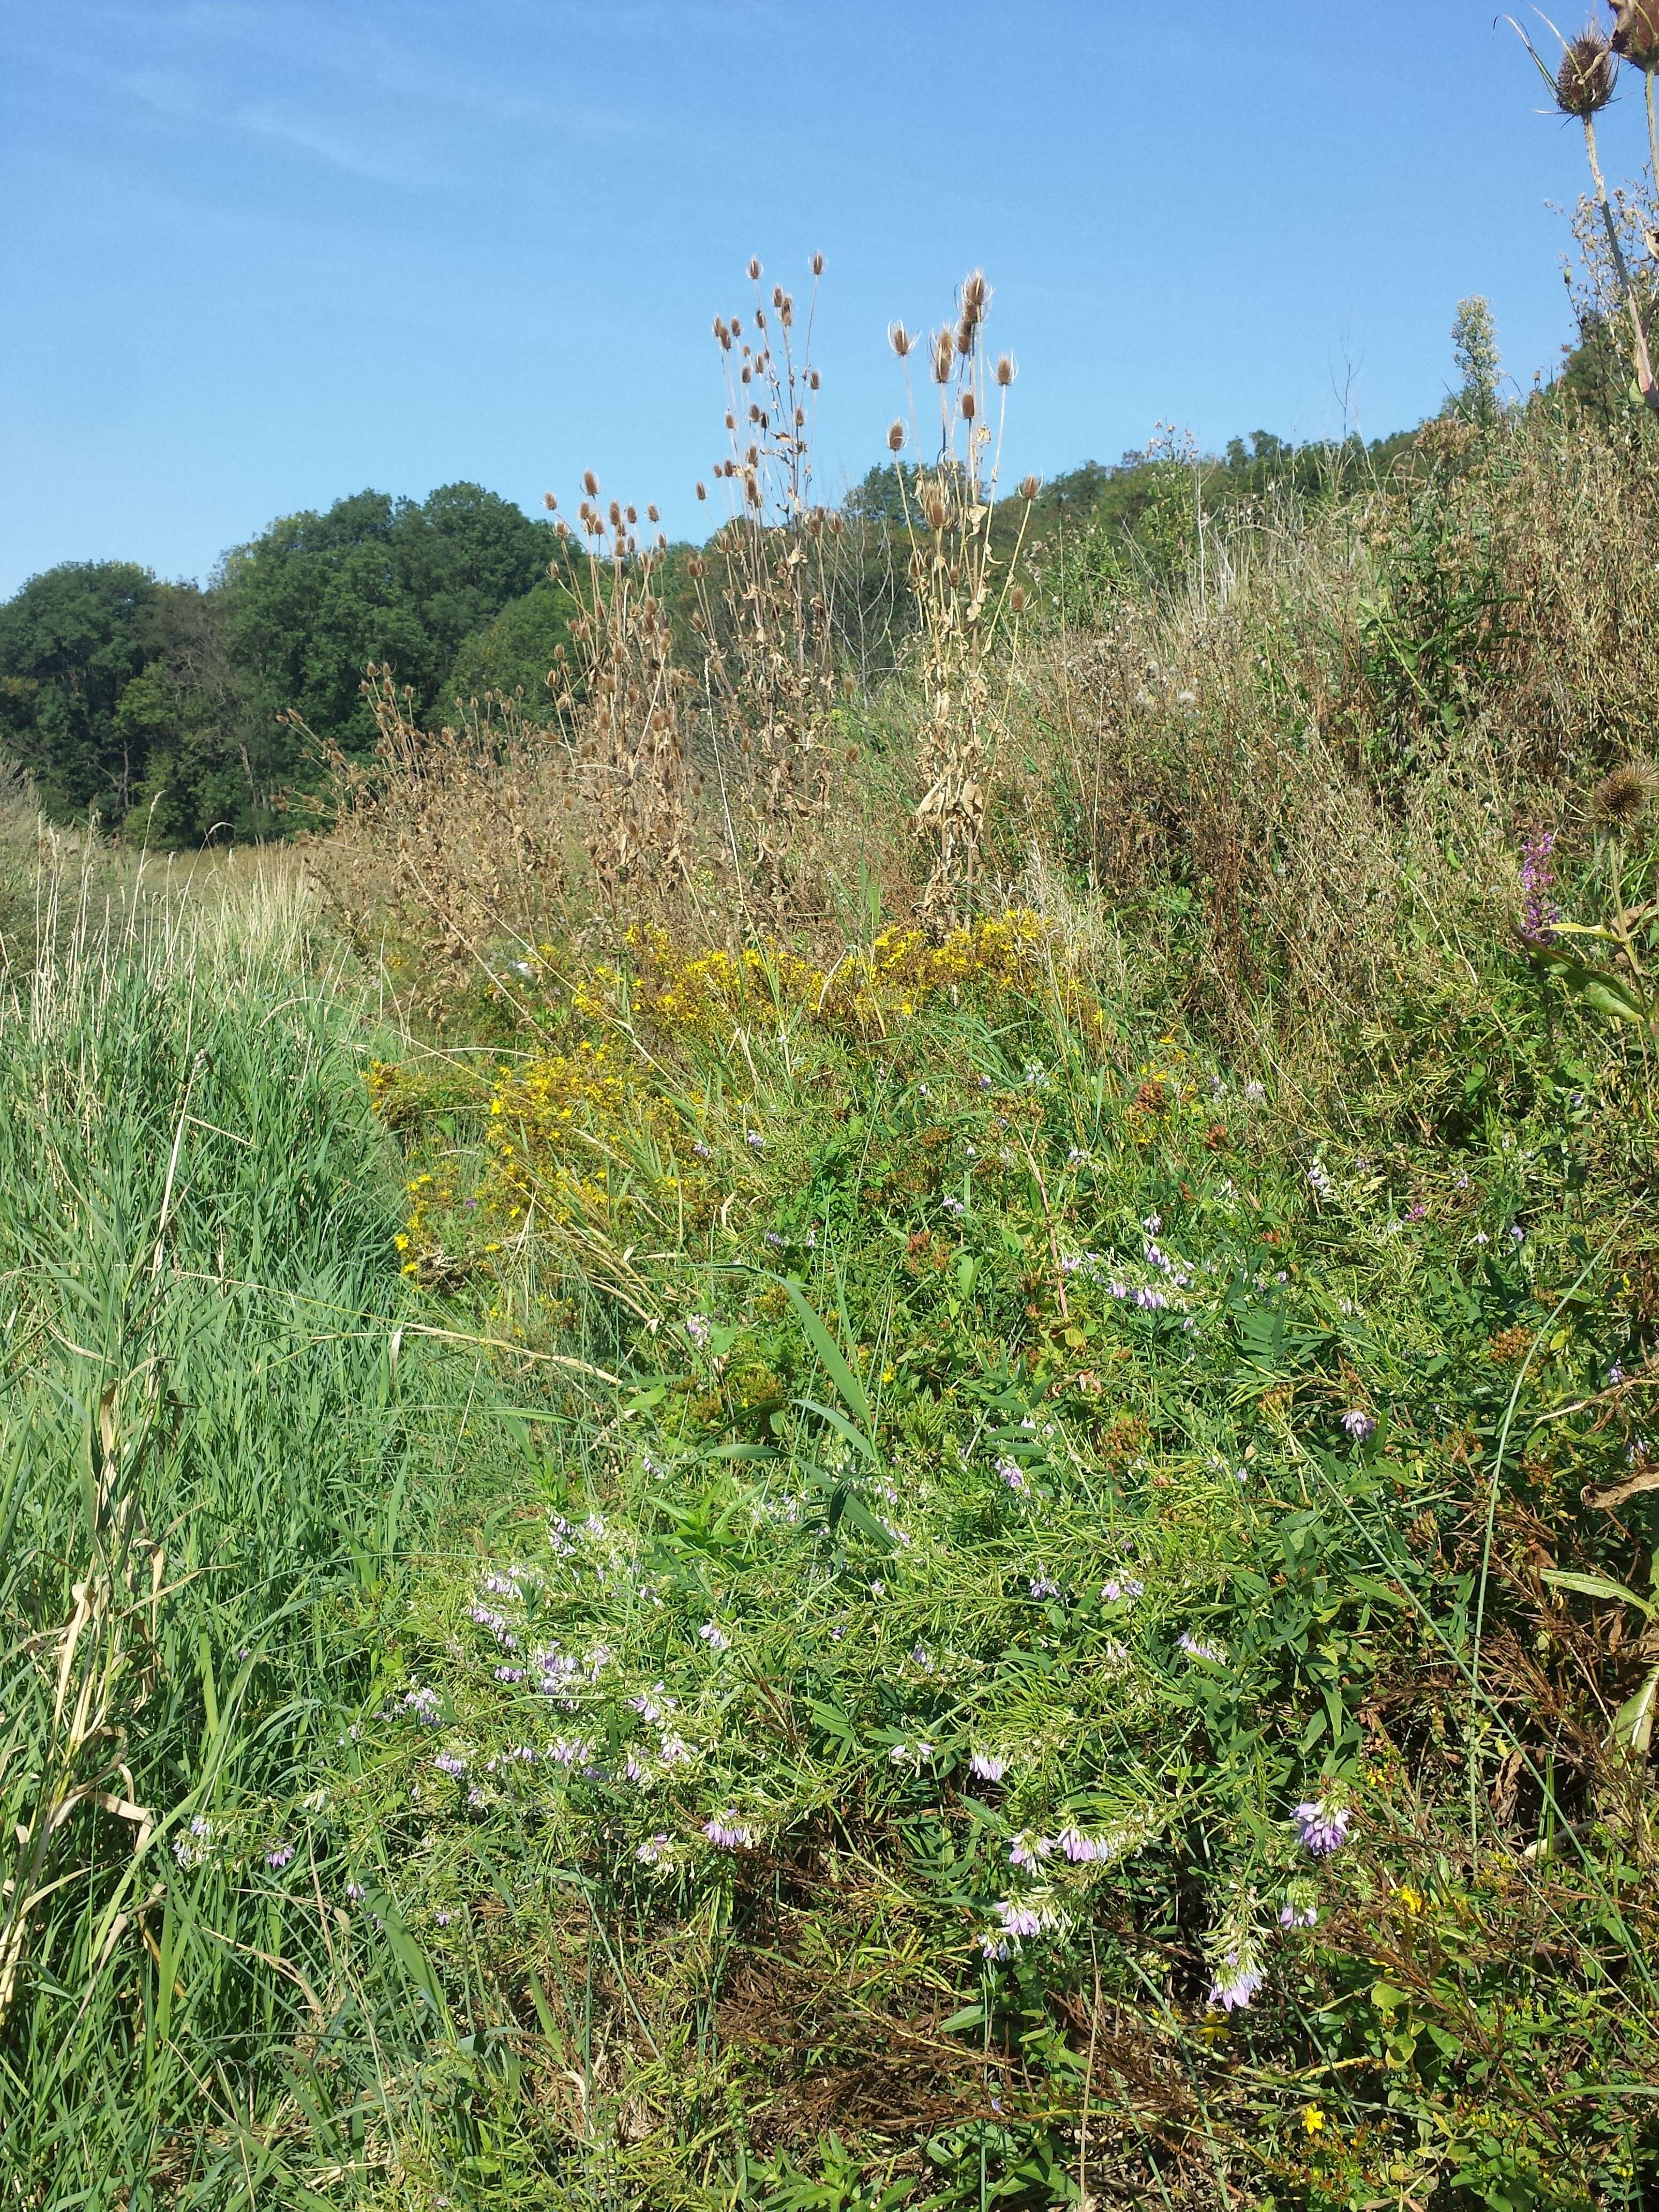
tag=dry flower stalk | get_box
[890,268,1036,926]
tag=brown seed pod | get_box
[696,481,707,500]
[1612,1,1659,69]
[889,320,913,358]
[748,257,761,280]
[811,250,824,275]
[887,420,906,452]
[924,490,948,532]
[1556,31,1617,115]
[961,268,989,319]
[582,469,599,496]
[960,390,976,421]
[996,353,1017,386]
[543,491,557,510]
[932,328,954,384]
[1019,474,1041,502]
[1009,585,1028,615]
[1594,761,1659,826]
[647,504,659,522]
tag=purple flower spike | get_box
[1341,1409,1376,1443]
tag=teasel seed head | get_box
[1612,2,1659,70]
[960,390,976,421]
[961,267,989,318]
[932,328,954,383]
[1594,761,1659,827]
[887,420,906,452]
[647,504,659,522]
[889,320,913,358]
[924,489,948,532]
[795,405,805,426]
[696,481,707,500]
[543,490,557,510]
[1019,474,1042,502]
[582,469,599,496]
[755,307,767,330]
[772,283,784,309]
[626,504,638,525]
[748,257,761,280]
[1556,30,1617,114]
[1009,584,1028,615]
[809,368,821,390]
[780,295,794,327]
[996,352,1017,386]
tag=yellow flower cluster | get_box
[619,910,1102,1042]
[485,1038,665,1229]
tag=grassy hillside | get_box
[7,296,1659,2207]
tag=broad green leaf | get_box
[1542,1568,1655,1617]
[1613,1666,1659,1757]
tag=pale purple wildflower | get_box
[1208,1954,1264,2011]
[1280,1901,1318,1928]
[636,1833,671,1865]
[1179,1632,1225,1663]
[704,1811,754,1850]
[1292,1799,1352,1856]
[698,1622,731,1653]
[1101,1577,1144,1604]
[1341,1409,1376,1443]
[996,1459,1028,1493]
[1008,1832,1052,1870]
[745,1130,764,1152]
[265,1840,295,1870]
[432,1751,468,1777]
[685,1314,711,1348]
[969,1751,1006,1782]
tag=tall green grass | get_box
[0,878,511,2206]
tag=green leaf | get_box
[1612,1665,1659,1757]
[793,1395,876,1461]
[1524,945,1650,1027]
[780,1276,873,1431]
[1542,1568,1655,1617]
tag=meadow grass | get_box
[10,352,1659,2208]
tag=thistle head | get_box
[1594,761,1659,829]
[1612,1,1659,71]
[1556,31,1617,115]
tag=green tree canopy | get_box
[0,561,160,819]
[218,482,557,764]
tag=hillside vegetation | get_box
[10,32,1659,2203]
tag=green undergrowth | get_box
[6,878,1659,2208]
[339,937,1659,2209]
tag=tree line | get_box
[1,416,1448,847]
[0,484,578,842]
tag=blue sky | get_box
[2,1,1649,595]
